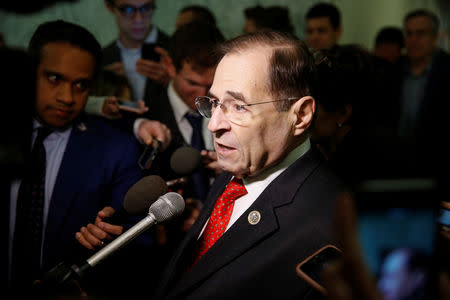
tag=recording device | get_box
[355,177,439,300]
[39,192,185,289]
[295,245,342,295]
[141,43,160,62]
[138,140,162,170]
[103,175,168,225]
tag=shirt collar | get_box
[116,26,158,51]
[242,138,312,189]
[32,119,72,138]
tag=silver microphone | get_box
[86,192,185,268]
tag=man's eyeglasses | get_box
[114,2,156,18]
[195,96,298,125]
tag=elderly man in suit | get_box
[153,30,347,300]
[6,20,170,297]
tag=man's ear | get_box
[292,96,315,136]
[162,54,176,79]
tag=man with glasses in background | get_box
[395,9,450,182]
[102,0,170,107]
[153,30,347,300]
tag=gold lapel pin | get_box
[248,210,261,225]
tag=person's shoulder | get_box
[433,49,450,67]
[81,115,138,145]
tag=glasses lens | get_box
[195,97,212,118]
[118,5,135,17]
[117,3,154,17]
[139,3,155,14]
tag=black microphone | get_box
[39,192,185,289]
[103,175,168,225]
[170,146,202,176]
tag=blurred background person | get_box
[242,5,294,35]
[377,248,429,300]
[396,9,450,182]
[175,5,216,29]
[103,0,170,107]
[374,26,405,64]
[305,2,342,52]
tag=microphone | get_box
[104,175,168,225]
[170,146,202,176]
[39,192,185,289]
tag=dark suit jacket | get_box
[101,28,170,107]
[396,49,450,178]
[6,115,144,295]
[142,88,213,202]
[153,147,346,300]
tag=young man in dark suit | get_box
[7,20,170,297]
[153,30,347,300]
[102,0,170,106]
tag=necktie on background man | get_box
[191,178,247,267]
[185,113,210,202]
[12,126,52,287]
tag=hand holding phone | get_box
[141,43,161,62]
[296,245,342,295]
[117,99,148,114]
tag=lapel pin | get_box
[78,122,87,132]
[248,210,261,225]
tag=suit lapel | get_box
[167,148,323,298]
[45,121,95,239]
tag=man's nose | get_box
[56,83,74,105]
[208,105,231,133]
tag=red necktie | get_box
[192,178,247,266]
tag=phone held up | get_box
[141,43,160,62]
[355,177,440,300]
[296,245,342,295]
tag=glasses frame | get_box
[114,2,156,18]
[195,96,299,120]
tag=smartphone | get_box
[296,244,342,295]
[117,99,145,114]
[355,177,440,300]
[141,43,160,62]
[138,140,162,170]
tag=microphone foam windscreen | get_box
[170,146,202,175]
[124,175,169,215]
[149,192,185,223]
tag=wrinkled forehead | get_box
[211,48,272,100]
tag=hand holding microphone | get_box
[41,190,185,290]
[76,175,168,250]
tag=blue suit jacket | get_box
[19,115,143,273]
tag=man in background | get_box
[396,9,450,180]
[103,0,170,106]
[305,2,342,51]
